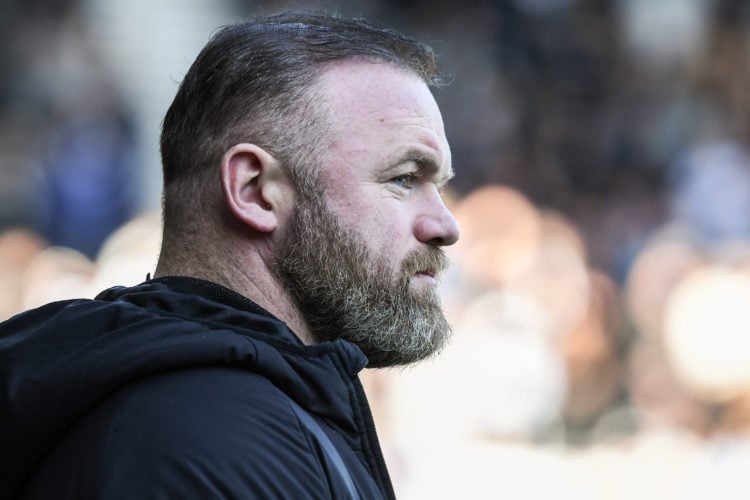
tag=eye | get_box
[390,173,419,190]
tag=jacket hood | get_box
[0,277,368,496]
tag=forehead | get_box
[312,60,449,155]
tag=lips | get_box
[416,269,436,278]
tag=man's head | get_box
[159,12,459,367]
[160,11,442,223]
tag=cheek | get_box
[326,187,415,255]
[369,208,413,257]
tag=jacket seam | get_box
[285,397,331,495]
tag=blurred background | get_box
[3,0,750,498]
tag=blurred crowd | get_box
[4,0,750,498]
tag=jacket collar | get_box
[145,276,277,318]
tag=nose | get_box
[414,188,460,246]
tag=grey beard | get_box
[274,189,451,368]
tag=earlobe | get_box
[220,144,280,233]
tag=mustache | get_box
[400,247,449,280]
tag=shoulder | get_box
[110,366,308,450]
[24,367,332,499]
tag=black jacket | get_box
[0,276,395,499]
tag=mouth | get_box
[403,249,449,286]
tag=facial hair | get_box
[273,184,452,368]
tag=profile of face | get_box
[275,61,460,367]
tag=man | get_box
[0,11,459,499]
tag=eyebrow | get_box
[401,150,455,186]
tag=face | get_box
[275,61,460,367]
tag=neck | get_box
[154,241,316,345]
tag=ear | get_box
[220,143,291,233]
